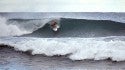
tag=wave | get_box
[0,36,125,61]
[0,12,125,37]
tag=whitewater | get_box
[0,12,125,61]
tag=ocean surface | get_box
[0,12,125,62]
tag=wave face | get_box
[23,18,125,37]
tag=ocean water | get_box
[0,12,125,61]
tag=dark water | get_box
[22,18,125,38]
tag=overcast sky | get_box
[0,0,125,12]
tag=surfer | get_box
[50,20,60,31]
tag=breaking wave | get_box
[1,36,125,61]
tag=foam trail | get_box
[0,36,125,61]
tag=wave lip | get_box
[1,36,125,61]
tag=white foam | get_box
[0,17,31,37]
[1,36,125,61]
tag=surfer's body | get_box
[50,20,60,31]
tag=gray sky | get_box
[0,0,125,12]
